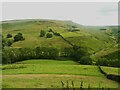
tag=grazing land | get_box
[1,19,119,88]
[101,66,119,75]
[2,60,119,88]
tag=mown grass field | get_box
[2,60,119,88]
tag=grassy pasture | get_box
[2,60,103,77]
[1,19,119,88]
[2,60,119,88]
[101,66,119,75]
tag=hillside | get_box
[1,19,118,61]
[1,19,119,88]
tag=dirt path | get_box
[3,74,98,79]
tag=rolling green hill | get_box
[1,19,119,88]
[1,19,118,60]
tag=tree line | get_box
[2,46,92,65]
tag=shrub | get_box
[96,57,108,66]
[2,38,6,49]
[46,33,53,38]
[7,39,13,46]
[72,47,89,61]
[7,34,12,38]
[40,30,46,37]
[54,32,61,36]
[48,28,53,32]
[79,56,92,65]
[14,33,25,42]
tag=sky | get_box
[1,2,118,26]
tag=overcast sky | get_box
[2,2,118,26]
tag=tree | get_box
[62,47,74,57]
[96,57,108,66]
[7,39,13,46]
[7,34,12,38]
[79,56,92,65]
[54,32,61,36]
[46,33,53,38]
[72,46,88,61]
[48,28,53,32]
[40,30,46,37]
[2,37,6,49]
[35,47,42,58]
[14,33,25,42]
[47,47,59,59]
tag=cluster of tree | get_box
[2,47,59,64]
[40,28,61,38]
[2,46,92,65]
[48,29,61,36]
[96,50,120,67]
[6,33,25,42]
[40,30,53,38]
[96,57,119,67]
[2,33,25,48]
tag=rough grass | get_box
[2,20,73,49]
[2,19,117,54]
[3,74,119,88]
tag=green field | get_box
[1,19,119,88]
[101,66,119,75]
[2,60,119,88]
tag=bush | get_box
[2,38,6,49]
[7,34,12,38]
[79,56,92,65]
[46,33,53,38]
[48,28,53,32]
[14,33,25,42]
[7,39,13,46]
[96,57,108,66]
[40,30,46,37]
[72,47,89,61]
[54,32,61,36]
[62,47,74,57]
